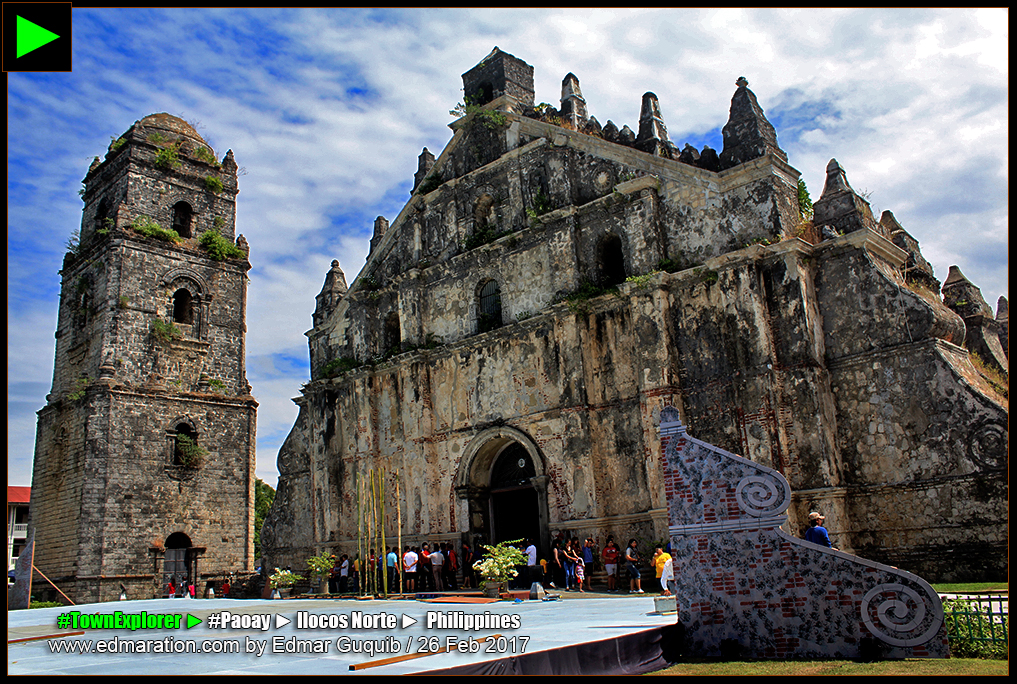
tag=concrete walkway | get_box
[8,592,676,675]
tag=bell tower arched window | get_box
[172,289,194,325]
[94,198,109,235]
[172,202,193,238]
[172,423,202,468]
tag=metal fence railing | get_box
[942,594,1008,658]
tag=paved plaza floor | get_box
[9,592,678,675]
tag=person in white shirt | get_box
[524,539,540,587]
[430,546,445,590]
[660,557,675,596]
[402,547,418,593]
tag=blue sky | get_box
[8,9,1008,488]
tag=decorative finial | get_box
[736,76,749,88]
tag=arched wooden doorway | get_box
[456,427,550,559]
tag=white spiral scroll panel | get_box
[735,474,788,517]
[860,583,942,647]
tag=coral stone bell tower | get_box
[29,113,257,603]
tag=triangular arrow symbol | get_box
[276,614,291,629]
[401,614,417,628]
[185,614,202,629]
[17,16,60,58]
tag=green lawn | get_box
[649,659,1008,676]
[933,582,1008,594]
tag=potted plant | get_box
[268,568,303,599]
[307,551,336,594]
[473,540,528,598]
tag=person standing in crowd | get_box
[582,538,596,592]
[602,538,620,593]
[443,542,459,591]
[524,538,540,587]
[430,543,445,590]
[472,538,486,589]
[402,546,418,593]
[419,543,431,591]
[625,539,644,594]
[653,545,672,594]
[461,540,474,589]
[551,539,565,589]
[660,554,676,597]
[368,549,378,593]
[386,546,398,593]
[339,554,350,594]
[566,538,584,591]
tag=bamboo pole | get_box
[396,474,402,596]
[356,472,363,596]
[370,467,378,593]
[380,467,387,597]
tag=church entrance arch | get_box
[456,427,549,559]
[163,532,192,597]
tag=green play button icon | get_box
[17,16,59,58]
[3,4,72,72]
[185,614,202,629]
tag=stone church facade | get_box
[262,48,1006,583]
[29,114,258,603]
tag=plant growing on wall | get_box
[174,433,207,467]
[67,376,90,401]
[416,174,442,195]
[450,95,508,129]
[560,280,620,313]
[625,272,662,290]
[194,145,220,167]
[525,189,553,226]
[66,228,81,256]
[204,175,223,193]
[154,142,183,171]
[97,217,115,237]
[131,216,180,243]
[798,178,813,220]
[463,225,512,251]
[151,319,182,344]
[199,229,244,261]
[319,356,362,379]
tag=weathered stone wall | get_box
[270,286,681,568]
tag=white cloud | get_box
[8,8,1007,487]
